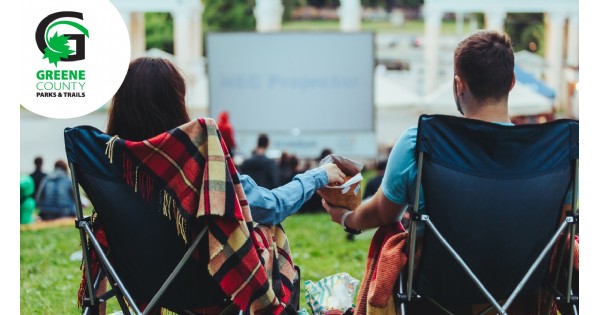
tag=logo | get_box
[20,0,130,119]
[35,11,89,67]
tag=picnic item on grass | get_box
[305,272,359,315]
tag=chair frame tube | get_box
[69,164,96,306]
[424,218,505,314]
[70,162,212,315]
[83,223,142,314]
[401,153,578,314]
[398,272,407,315]
[566,159,579,303]
[501,219,569,312]
[406,151,424,301]
[143,226,209,315]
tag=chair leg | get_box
[216,300,240,315]
[292,266,301,311]
[397,272,406,315]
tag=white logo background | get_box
[20,0,130,118]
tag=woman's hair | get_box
[106,57,190,141]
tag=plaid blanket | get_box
[79,118,294,314]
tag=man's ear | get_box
[509,72,516,91]
[454,75,465,96]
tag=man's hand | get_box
[322,199,349,225]
[323,189,409,231]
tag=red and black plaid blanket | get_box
[79,118,295,314]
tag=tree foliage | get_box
[203,0,256,31]
[145,12,174,54]
[504,13,545,55]
[307,0,423,9]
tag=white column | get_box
[566,13,579,67]
[131,12,146,59]
[338,0,362,32]
[254,0,284,32]
[468,14,478,33]
[455,12,464,37]
[173,9,193,67]
[423,7,443,94]
[191,3,204,58]
[484,10,505,32]
[545,12,566,111]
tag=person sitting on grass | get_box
[35,160,76,221]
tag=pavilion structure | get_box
[109,0,578,113]
[422,0,578,112]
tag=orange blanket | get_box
[355,222,407,315]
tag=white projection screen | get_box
[206,32,374,132]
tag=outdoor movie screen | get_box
[207,32,374,132]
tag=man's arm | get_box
[322,188,408,231]
[324,126,419,231]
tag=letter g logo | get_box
[35,11,89,66]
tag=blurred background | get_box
[21,0,579,174]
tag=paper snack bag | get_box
[317,154,363,210]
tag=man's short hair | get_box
[258,133,269,148]
[34,156,43,168]
[454,30,514,102]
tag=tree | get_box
[203,0,256,31]
[504,13,545,55]
[396,0,423,9]
[145,13,174,54]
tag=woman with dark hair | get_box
[107,57,190,141]
[106,57,345,225]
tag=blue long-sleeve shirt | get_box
[240,168,329,225]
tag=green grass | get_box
[20,226,85,315]
[20,211,375,314]
[284,212,374,310]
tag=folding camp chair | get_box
[64,125,302,315]
[397,114,578,315]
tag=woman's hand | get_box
[320,162,346,186]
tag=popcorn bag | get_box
[304,273,360,315]
[317,154,364,210]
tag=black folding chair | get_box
[64,125,241,315]
[397,115,578,315]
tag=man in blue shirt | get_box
[323,30,517,233]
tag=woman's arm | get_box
[242,163,344,225]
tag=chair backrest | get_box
[412,114,578,305]
[64,125,227,310]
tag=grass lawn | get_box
[21,225,86,314]
[20,210,375,314]
[285,212,374,311]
